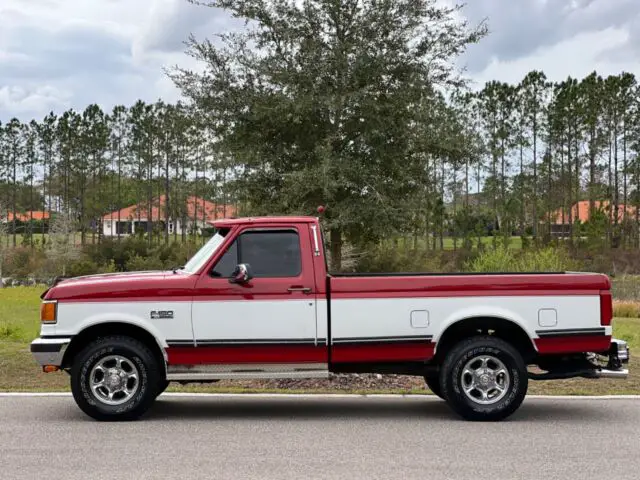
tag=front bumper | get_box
[30,337,71,368]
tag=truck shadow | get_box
[141,396,609,423]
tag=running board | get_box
[166,363,329,381]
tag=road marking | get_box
[0,392,639,400]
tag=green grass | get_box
[1,286,638,394]
[0,286,42,342]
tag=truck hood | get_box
[43,270,198,301]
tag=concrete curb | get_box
[1,392,639,400]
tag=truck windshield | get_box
[181,229,229,274]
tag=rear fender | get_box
[433,305,536,353]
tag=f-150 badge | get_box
[150,310,174,319]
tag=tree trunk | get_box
[607,132,613,246]
[12,151,16,247]
[614,120,619,231]
[623,119,628,247]
[117,144,122,242]
[519,141,525,239]
[589,125,596,223]
[165,150,170,245]
[567,132,573,245]
[560,144,566,232]
[532,107,538,239]
[330,228,342,272]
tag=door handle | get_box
[288,287,312,294]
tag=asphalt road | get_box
[0,394,638,480]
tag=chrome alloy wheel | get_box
[89,355,140,406]
[460,355,510,405]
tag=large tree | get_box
[520,70,549,239]
[171,0,486,270]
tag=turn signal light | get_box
[40,301,57,324]
[43,365,60,373]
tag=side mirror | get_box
[229,263,253,284]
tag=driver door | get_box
[190,226,326,369]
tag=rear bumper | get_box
[30,337,71,368]
[594,338,629,379]
[530,338,629,381]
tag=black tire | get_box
[156,379,170,398]
[424,374,445,399]
[70,336,160,421]
[439,335,528,422]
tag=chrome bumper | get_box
[30,337,71,368]
[595,338,629,379]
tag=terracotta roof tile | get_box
[5,211,51,222]
[101,195,236,222]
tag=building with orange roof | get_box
[101,195,236,236]
[3,211,51,222]
[548,200,637,236]
[550,200,636,225]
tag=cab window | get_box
[210,230,301,278]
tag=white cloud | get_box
[1,0,640,120]
[0,85,71,117]
[0,0,231,120]
[460,0,638,73]
[466,27,637,88]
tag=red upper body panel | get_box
[43,216,611,302]
[329,272,611,299]
[43,271,197,302]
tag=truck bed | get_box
[329,272,611,297]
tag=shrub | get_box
[98,260,118,274]
[67,259,101,277]
[611,275,640,301]
[517,246,579,272]
[126,254,167,272]
[613,301,640,318]
[353,243,469,273]
[465,245,580,273]
[3,247,48,278]
[465,245,515,272]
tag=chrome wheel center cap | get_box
[107,370,122,389]
[479,374,491,386]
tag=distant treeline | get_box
[2,0,640,274]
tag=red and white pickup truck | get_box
[31,215,629,421]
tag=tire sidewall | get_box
[72,339,158,420]
[424,375,445,400]
[443,339,528,420]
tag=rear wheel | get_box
[439,336,528,421]
[70,336,160,421]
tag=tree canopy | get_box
[171,0,486,269]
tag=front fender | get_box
[72,313,169,349]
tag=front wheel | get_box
[70,336,160,421]
[156,379,170,398]
[424,374,445,400]
[439,336,528,421]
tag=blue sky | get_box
[1,0,639,121]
